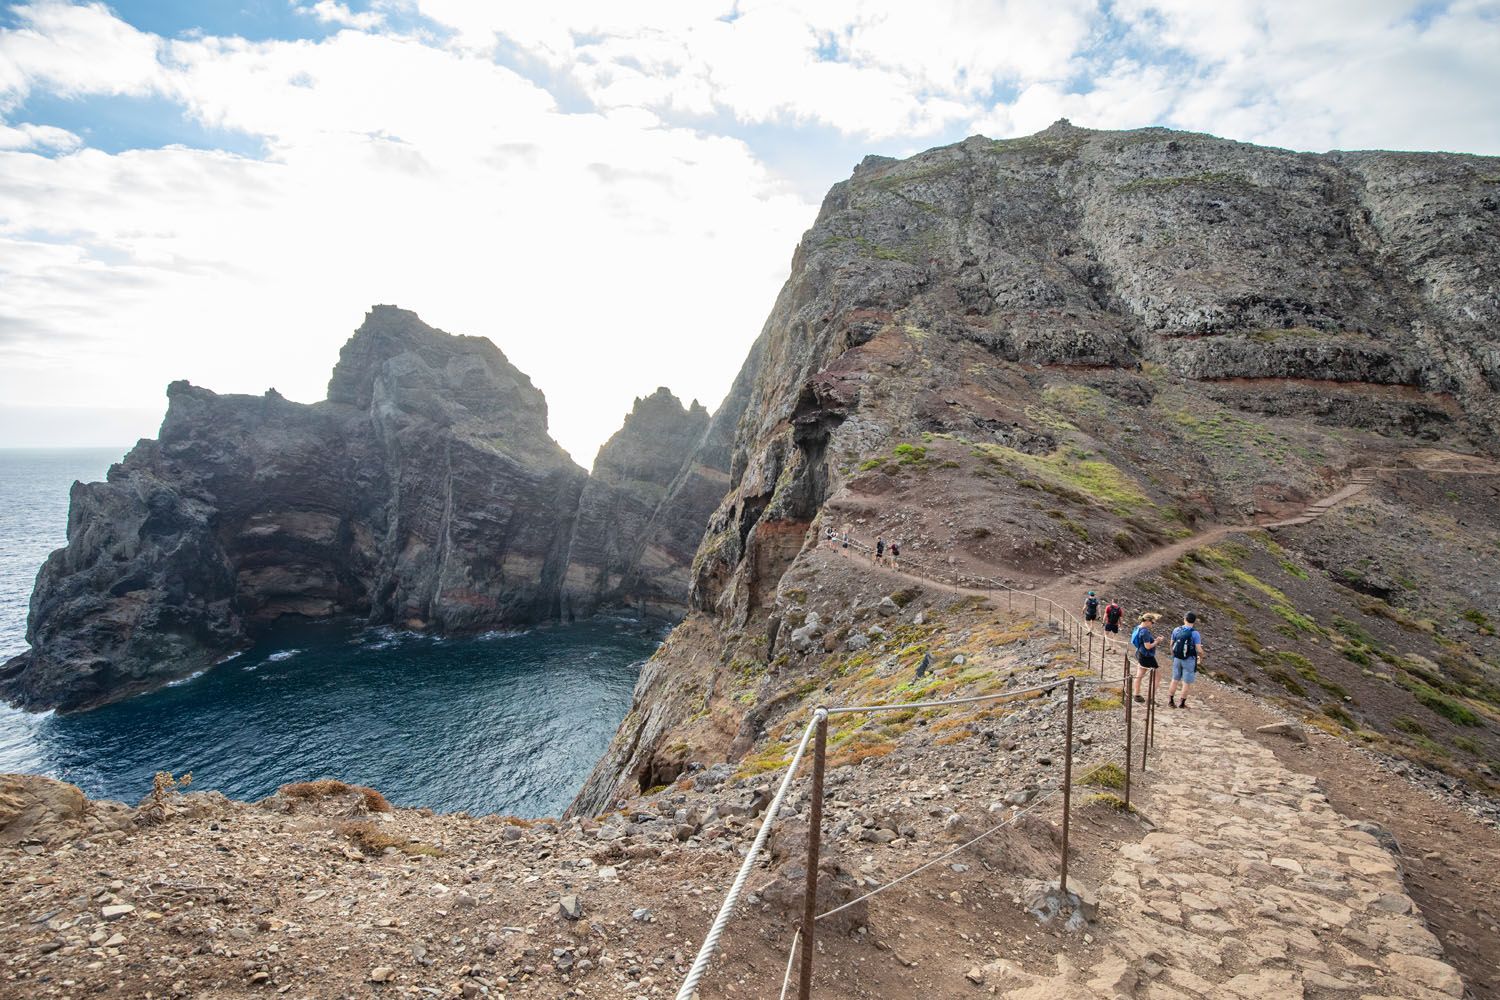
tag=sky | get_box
[1,1,1498,465]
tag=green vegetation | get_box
[1117,171,1255,194]
[1082,762,1126,790]
[893,443,927,464]
[1461,608,1494,632]
[1083,792,1134,812]
[1081,692,1123,712]
[1408,682,1483,727]
[972,441,1151,516]
[1321,704,1356,730]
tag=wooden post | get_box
[798,714,828,1000]
[1061,678,1075,894]
[1087,632,1094,673]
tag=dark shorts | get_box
[1136,652,1159,669]
[1085,611,1097,621]
[1104,621,1119,633]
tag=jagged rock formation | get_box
[574,121,1500,815]
[1,307,726,712]
[561,388,713,619]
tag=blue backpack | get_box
[1131,625,1151,651]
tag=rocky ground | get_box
[3,574,1493,999]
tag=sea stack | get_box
[0,306,728,712]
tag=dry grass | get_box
[281,780,393,814]
[934,730,976,747]
[828,743,896,768]
[338,821,444,857]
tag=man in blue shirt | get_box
[1167,612,1204,709]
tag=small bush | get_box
[1082,762,1126,790]
[1410,685,1484,727]
[339,821,443,857]
[1321,704,1356,730]
[893,443,927,464]
[1081,693,1122,712]
[890,587,922,608]
[137,771,193,825]
[858,458,883,472]
[1083,792,1133,812]
[282,779,393,813]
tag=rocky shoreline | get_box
[0,307,728,713]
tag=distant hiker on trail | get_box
[1083,591,1099,628]
[875,536,885,563]
[1130,612,1161,703]
[840,523,851,556]
[890,540,901,568]
[1167,612,1204,709]
[1104,599,1123,634]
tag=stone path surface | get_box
[973,703,1467,998]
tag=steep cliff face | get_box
[561,388,713,619]
[572,121,1500,814]
[0,307,722,713]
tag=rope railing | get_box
[813,753,1124,923]
[675,529,1166,998]
[674,708,826,1000]
[676,660,1159,999]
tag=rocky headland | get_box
[4,121,1500,998]
[0,306,726,713]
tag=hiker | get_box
[1083,591,1099,628]
[914,650,932,680]
[889,540,901,568]
[1167,612,1204,709]
[841,523,851,556]
[875,536,885,563]
[1103,598,1123,634]
[1129,613,1161,703]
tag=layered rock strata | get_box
[1,307,725,712]
[573,121,1500,814]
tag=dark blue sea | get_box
[0,448,658,817]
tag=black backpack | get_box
[1171,625,1198,659]
[1084,597,1098,615]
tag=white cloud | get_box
[0,1,163,109]
[296,1,386,31]
[2,0,1499,460]
[413,0,1097,140]
[0,9,815,464]
[0,120,80,150]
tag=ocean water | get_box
[0,449,659,817]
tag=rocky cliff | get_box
[561,388,713,620]
[0,307,727,712]
[573,121,1500,815]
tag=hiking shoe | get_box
[1168,698,1177,708]
[1133,694,1145,703]
[1179,700,1189,709]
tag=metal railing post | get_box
[797,713,828,1000]
[1140,674,1151,773]
[1123,657,1133,810]
[1148,668,1158,750]
[1087,632,1094,673]
[1061,678,1075,894]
